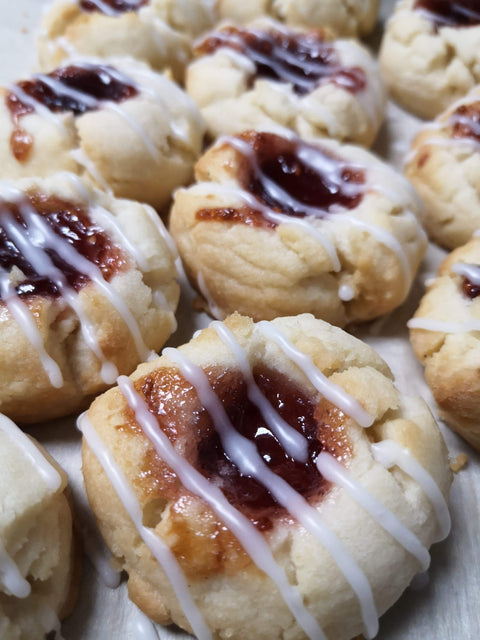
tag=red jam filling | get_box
[450,102,480,142]
[80,0,148,12]
[462,276,480,298]
[6,64,138,161]
[137,365,350,531]
[197,132,365,228]
[196,25,366,96]
[414,0,480,27]
[0,192,127,299]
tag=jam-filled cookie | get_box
[169,130,427,326]
[37,0,217,80]
[79,312,451,640]
[379,0,480,119]
[0,173,179,424]
[0,413,76,639]
[405,87,480,249]
[186,20,386,146]
[409,236,480,451]
[217,0,380,37]
[0,57,205,211]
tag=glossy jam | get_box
[462,276,480,298]
[0,192,127,299]
[197,25,366,96]
[414,0,480,27]
[450,102,480,142]
[6,65,137,161]
[135,365,350,530]
[80,0,149,13]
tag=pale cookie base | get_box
[0,415,76,640]
[0,174,179,424]
[0,57,205,211]
[410,237,480,451]
[186,20,386,146]
[37,0,217,80]
[405,87,480,249]
[82,313,451,640]
[379,0,480,119]
[217,0,380,37]
[169,133,426,326]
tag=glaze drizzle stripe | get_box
[163,346,378,640]
[0,266,64,388]
[372,440,451,542]
[316,452,431,571]
[116,374,324,640]
[78,411,213,640]
[211,320,309,461]
[0,536,31,598]
[256,321,374,427]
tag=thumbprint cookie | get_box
[186,20,386,146]
[37,0,217,81]
[0,413,76,640]
[405,87,480,249]
[216,0,380,38]
[0,173,179,424]
[409,236,480,451]
[379,0,480,119]
[0,57,205,210]
[80,313,451,640]
[169,130,427,326]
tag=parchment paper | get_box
[1,1,479,638]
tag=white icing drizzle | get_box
[210,320,308,461]
[255,321,374,428]
[451,262,480,284]
[0,537,31,599]
[79,0,121,16]
[407,317,480,333]
[69,147,113,194]
[0,266,63,388]
[0,413,62,491]
[78,411,213,640]
[116,375,324,640]
[316,452,431,572]
[132,609,160,640]
[371,440,451,543]
[196,272,225,320]
[333,213,412,299]
[0,413,62,599]
[338,283,355,301]
[162,347,378,640]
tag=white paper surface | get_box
[0,1,479,638]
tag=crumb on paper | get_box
[449,453,468,473]
[21,27,28,34]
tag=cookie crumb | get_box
[449,453,468,473]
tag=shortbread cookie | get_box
[0,413,76,640]
[405,87,480,249]
[80,312,451,640]
[169,130,427,326]
[409,236,480,450]
[0,173,179,424]
[186,20,386,146]
[37,0,217,80]
[1,57,205,210]
[217,0,380,37]
[379,0,480,119]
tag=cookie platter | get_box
[1,0,480,639]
